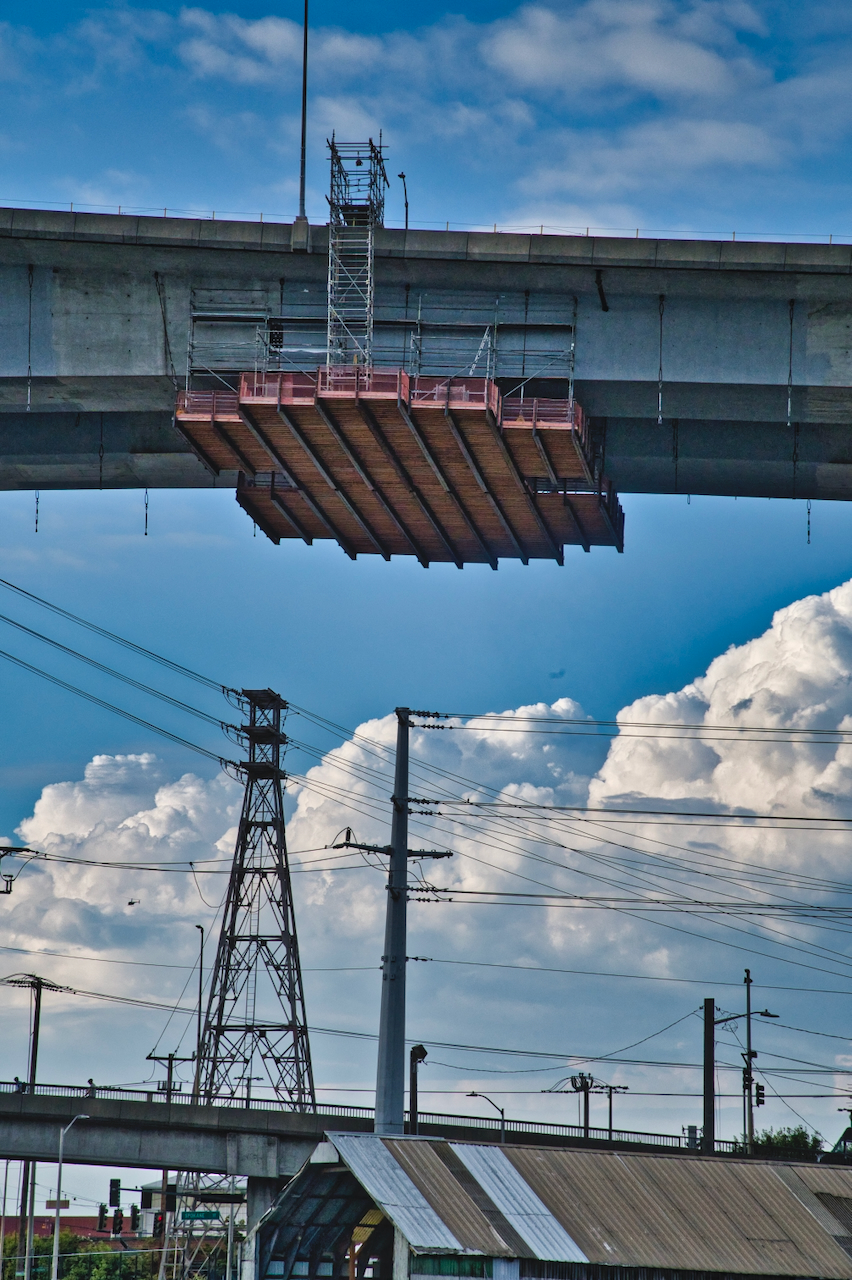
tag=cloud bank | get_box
[6,579,852,1138]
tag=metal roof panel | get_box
[329,1134,463,1253]
[449,1144,587,1263]
[383,1139,512,1256]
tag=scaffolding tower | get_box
[327,135,388,369]
[196,689,315,1110]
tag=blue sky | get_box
[3,0,852,235]
[3,1,852,1212]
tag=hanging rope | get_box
[807,497,812,545]
[34,492,39,534]
[657,294,665,426]
[26,266,33,414]
[144,488,149,537]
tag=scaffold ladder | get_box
[327,135,388,369]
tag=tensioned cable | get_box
[0,576,230,693]
[0,645,236,766]
[0,609,232,729]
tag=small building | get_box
[250,1133,852,1280]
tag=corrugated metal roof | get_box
[323,1134,852,1278]
[383,1139,513,1257]
[329,1134,463,1253]
[449,1144,587,1263]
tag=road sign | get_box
[181,1211,220,1221]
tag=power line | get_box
[0,576,229,693]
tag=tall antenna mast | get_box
[196,689,315,1109]
[326,136,388,369]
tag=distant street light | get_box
[51,1115,88,1280]
[467,1091,505,1143]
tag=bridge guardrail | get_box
[0,1081,735,1151]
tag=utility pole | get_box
[703,998,715,1155]
[744,969,755,1155]
[375,708,410,1135]
[572,1074,593,1140]
[7,974,59,1280]
[409,1045,426,1136]
[706,977,777,1158]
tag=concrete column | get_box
[392,1230,409,1280]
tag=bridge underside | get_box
[0,208,851,558]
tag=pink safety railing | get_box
[410,376,501,415]
[240,371,318,404]
[176,389,239,417]
[502,396,583,429]
[318,366,408,399]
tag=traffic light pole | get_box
[375,709,410,1136]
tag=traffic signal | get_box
[97,1205,107,1232]
[130,1205,140,1232]
[109,1179,121,1208]
[165,1185,177,1213]
[152,1212,164,1239]
[112,1209,124,1236]
[755,1083,765,1107]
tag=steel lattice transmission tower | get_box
[196,689,316,1110]
[327,135,389,369]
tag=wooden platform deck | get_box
[174,369,624,565]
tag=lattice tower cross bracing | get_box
[195,689,315,1110]
[327,136,389,370]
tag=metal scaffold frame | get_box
[196,689,315,1111]
[327,135,388,370]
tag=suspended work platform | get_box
[174,369,624,566]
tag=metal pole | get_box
[194,927,204,1098]
[225,1179,235,1280]
[375,708,410,1135]
[297,0,308,220]
[398,174,408,232]
[703,998,715,1155]
[24,1163,35,1280]
[608,1088,613,1143]
[583,1083,589,1140]
[21,978,43,1280]
[408,1045,426,1136]
[0,1159,9,1280]
[745,969,754,1155]
[51,1116,88,1280]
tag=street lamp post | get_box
[398,173,408,231]
[51,1116,88,1280]
[467,1092,505,1144]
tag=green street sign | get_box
[181,1211,220,1221]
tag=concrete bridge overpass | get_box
[2,207,852,557]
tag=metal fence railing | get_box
[0,1081,731,1150]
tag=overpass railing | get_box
[0,1081,735,1152]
